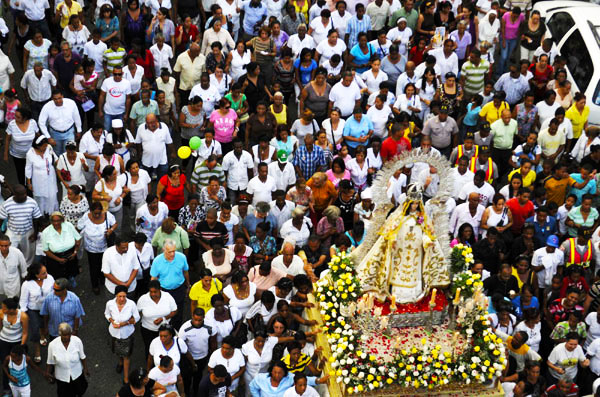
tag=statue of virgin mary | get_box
[356,184,450,303]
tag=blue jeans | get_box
[49,125,75,156]
[498,38,519,77]
[142,163,169,180]
[103,112,124,132]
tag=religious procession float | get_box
[306,150,506,397]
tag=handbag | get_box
[59,155,72,182]
[228,306,248,348]
[105,217,116,247]
[73,374,88,395]
[98,180,110,213]
[122,172,132,207]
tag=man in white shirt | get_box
[20,0,51,38]
[135,114,174,180]
[38,90,82,156]
[414,54,442,80]
[269,191,295,234]
[0,235,27,298]
[286,25,316,60]
[101,237,139,297]
[427,40,459,82]
[531,236,564,294]
[271,241,307,277]
[20,62,56,119]
[328,71,361,118]
[267,150,296,191]
[83,29,108,79]
[246,163,277,207]
[449,192,485,237]
[222,139,254,203]
[98,66,132,131]
[395,61,417,97]
[179,308,217,395]
[450,156,474,199]
[416,165,439,200]
[457,170,495,207]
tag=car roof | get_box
[533,0,600,15]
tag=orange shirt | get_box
[307,178,337,211]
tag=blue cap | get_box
[546,235,559,248]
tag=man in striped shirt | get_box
[189,154,226,195]
[345,3,371,49]
[460,48,490,99]
[102,37,127,76]
[0,185,42,266]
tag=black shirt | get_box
[302,244,329,277]
[581,154,600,173]
[117,379,157,397]
[517,371,546,397]
[483,275,520,298]
[473,237,506,275]
[198,373,232,397]
[334,193,356,231]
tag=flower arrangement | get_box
[315,253,506,395]
[450,271,483,302]
[450,243,474,274]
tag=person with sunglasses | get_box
[98,65,132,131]
[40,278,85,340]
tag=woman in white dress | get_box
[136,194,170,242]
[25,136,58,216]
[204,293,243,346]
[361,58,388,95]
[315,30,347,66]
[218,0,241,41]
[105,119,135,165]
[393,83,422,118]
[322,107,345,149]
[78,125,106,192]
[4,108,43,186]
[417,67,437,120]
[223,270,257,317]
[347,145,369,190]
[123,55,145,99]
[228,41,251,82]
[123,159,152,233]
[56,141,88,196]
[62,14,90,56]
[210,66,233,97]
[478,10,499,53]
[92,165,129,232]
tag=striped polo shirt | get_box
[103,47,127,72]
[190,162,225,188]
[461,59,490,95]
[0,197,42,234]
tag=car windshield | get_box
[561,28,594,93]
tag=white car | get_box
[533,1,600,124]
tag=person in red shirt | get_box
[408,36,427,66]
[506,187,535,235]
[559,266,589,298]
[157,164,187,218]
[381,122,412,162]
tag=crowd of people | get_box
[0,0,598,396]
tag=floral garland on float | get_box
[314,240,506,395]
[314,150,505,397]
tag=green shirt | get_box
[41,222,81,253]
[103,47,127,72]
[151,226,190,252]
[550,321,587,341]
[190,161,226,188]
[461,59,490,95]
[130,99,159,127]
[389,8,419,30]
[490,118,518,150]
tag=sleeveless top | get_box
[8,355,29,387]
[304,82,331,118]
[420,14,436,39]
[98,154,122,175]
[273,61,295,93]
[124,11,146,44]
[181,106,205,139]
[0,310,23,343]
[483,207,508,237]
[230,50,252,82]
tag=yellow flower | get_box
[470,363,476,369]
[474,346,480,352]
[336,370,342,377]
[328,357,335,363]
[357,350,362,356]
[319,295,325,301]
[373,381,379,388]
[340,263,346,269]
[421,338,427,345]
[348,285,355,291]
[386,378,393,384]
[398,363,405,368]
[401,350,408,356]
[347,387,353,394]
[411,348,418,354]
[406,376,411,382]
[413,380,420,388]
[444,352,451,358]
[324,315,331,321]
[346,279,352,285]
[484,360,490,367]
[351,367,357,374]
[338,286,344,292]
[329,370,335,376]
[341,293,348,299]
[357,385,364,392]
[435,344,442,350]
[462,373,468,379]
[483,336,490,342]
[369,355,376,361]
[367,374,374,381]
[417,364,423,371]
[376,376,381,381]
[493,350,500,356]
[466,279,473,286]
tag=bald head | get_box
[189,43,200,56]
[501,109,512,124]
[406,61,415,73]
[145,113,158,130]
[468,192,480,207]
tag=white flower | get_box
[481,366,487,373]
[346,358,354,365]
[378,366,385,373]
[339,359,346,366]
[495,370,502,377]
[358,372,365,379]
[466,328,474,335]
[471,370,478,377]
[336,377,343,384]
[348,344,354,351]
[331,361,338,368]
[413,371,419,377]
[409,357,415,363]
[361,353,367,359]
[344,377,350,384]
[466,378,471,385]
[342,369,348,376]
[489,344,495,350]
[369,368,376,375]
[368,384,374,391]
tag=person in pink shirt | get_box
[209,98,240,154]
[248,261,287,296]
[498,6,525,76]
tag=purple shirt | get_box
[53,52,82,92]
[450,30,472,60]
[502,12,524,40]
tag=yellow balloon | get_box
[178,146,192,159]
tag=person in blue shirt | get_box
[525,206,557,247]
[249,361,328,397]
[241,0,267,38]
[348,32,376,73]
[293,48,318,87]
[150,239,190,329]
[463,94,483,133]
[40,278,85,338]
[345,3,371,49]
[569,163,597,206]
[343,107,374,154]
[511,284,539,321]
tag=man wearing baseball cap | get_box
[421,104,459,158]
[268,150,296,192]
[531,234,564,300]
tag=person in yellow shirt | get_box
[55,0,84,29]
[508,158,536,189]
[189,268,222,315]
[566,92,589,140]
[270,92,287,125]
[479,92,509,125]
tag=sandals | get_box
[40,337,48,346]
[33,356,42,363]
